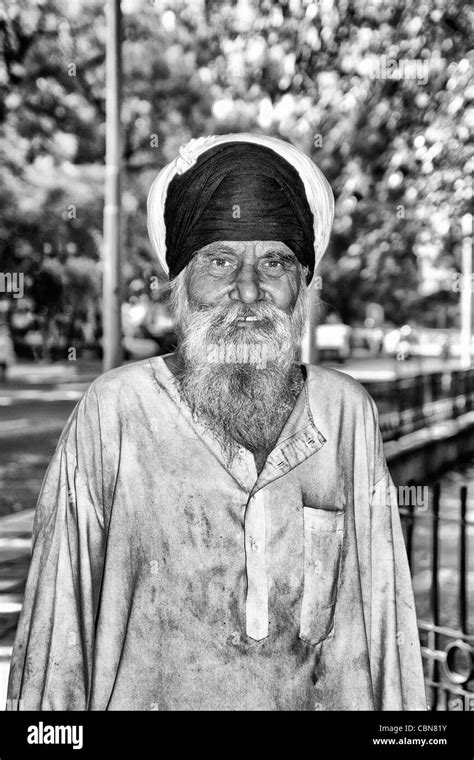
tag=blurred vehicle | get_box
[383,326,463,361]
[351,326,384,356]
[383,325,419,359]
[0,324,15,381]
[315,323,352,363]
[144,301,177,354]
[448,335,474,359]
[122,336,160,360]
[9,298,38,358]
[121,297,176,360]
[414,329,453,359]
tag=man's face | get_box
[185,240,302,315]
[169,239,308,456]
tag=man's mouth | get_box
[236,316,262,326]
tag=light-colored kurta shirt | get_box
[7,356,426,710]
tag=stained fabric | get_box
[7,357,426,711]
[163,142,315,279]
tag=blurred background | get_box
[0,0,473,711]
[0,0,473,364]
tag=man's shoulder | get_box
[304,363,381,444]
[84,356,167,401]
[305,363,373,404]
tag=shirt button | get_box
[227,632,242,647]
[249,537,259,552]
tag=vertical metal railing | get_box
[460,486,468,636]
[399,480,474,711]
[431,483,441,709]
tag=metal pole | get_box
[431,481,441,710]
[103,0,122,371]
[459,485,467,635]
[301,286,319,365]
[460,213,472,370]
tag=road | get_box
[0,359,101,707]
[0,360,100,518]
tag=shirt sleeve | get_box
[368,466,427,710]
[6,386,106,710]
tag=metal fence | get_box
[399,481,474,710]
[363,368,474,442]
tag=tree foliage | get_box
[0,0,472,329]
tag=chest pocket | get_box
[299,506,344,646]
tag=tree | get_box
[0,0,472,331]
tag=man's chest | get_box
[107,429,349,648]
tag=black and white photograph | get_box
[0,0,473,736]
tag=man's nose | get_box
[229,264,262,304]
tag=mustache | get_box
[176,297,297,370]
[191,300,288,328]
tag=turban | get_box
[147,133,334,289]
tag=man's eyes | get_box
[258,259,294,276]
[203,254,293,276]
[209,258,287,267]
[209,257,236,268]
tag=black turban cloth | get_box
[163,142,315,280]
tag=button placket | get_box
[244,490,268,641]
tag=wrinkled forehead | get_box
[192,240,299,258]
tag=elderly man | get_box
[7,134,426,711]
